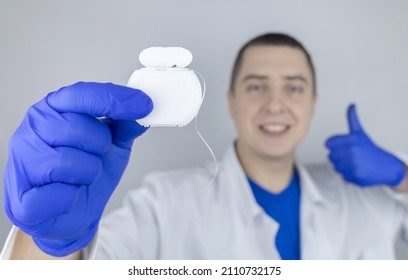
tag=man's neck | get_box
[236,142,295,194]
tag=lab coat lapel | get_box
[222,145,265,223]
[222,145,280,259]
[297,164,338,259]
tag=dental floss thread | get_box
[193,70,218,193]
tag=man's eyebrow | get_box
[283,75,308,84]
[242,74,269,82]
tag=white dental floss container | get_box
[127,47,203,127]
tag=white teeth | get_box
[262,124,287,133]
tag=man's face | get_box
[228,45,317,161]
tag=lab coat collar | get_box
[222,144,325,224]
[296,163,325,205]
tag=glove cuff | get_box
[32,225,98,257]
[388,160,407,187]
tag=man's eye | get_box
[287,85,303,94]
[247,84,264,93]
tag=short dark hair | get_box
[230,33,316,93]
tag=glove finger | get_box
[46,82,153,120]
[26,146,102,187]
[332,160,349,176]
[328,150,344,164]
[27,100,112,155]
[327,147,350,174]
[325,134,346,149]
[325,134,359,149]
[7,183,81,226]
[10,123,103,187]
[104,119,148,149]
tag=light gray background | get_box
[1,0,407,258]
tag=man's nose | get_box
[264,90,286,114]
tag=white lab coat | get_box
[2,145,408,259]
[90,145,408,259]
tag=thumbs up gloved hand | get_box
[4,82,153,257]
[325,104,406,187]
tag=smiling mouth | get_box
[260,124,290,134]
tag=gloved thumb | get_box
[347,104,365,134]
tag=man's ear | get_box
[311,92,318,114]
[227,90,235,118]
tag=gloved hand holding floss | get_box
[4,82,153,257]
[2,47,216,258]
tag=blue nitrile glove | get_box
[325,104,406,187]
[4,82,153,257]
